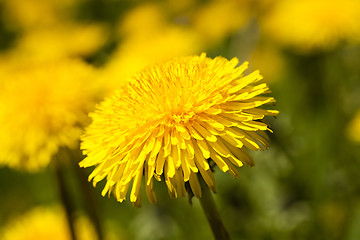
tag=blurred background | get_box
[1,0,360,239]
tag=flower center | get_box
[164,110,195,126]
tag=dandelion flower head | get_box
[80,53,278,206]
[0,59,101,171]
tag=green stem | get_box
[74,164,104,240]
[198,178,231,240]
[54,162,78,240]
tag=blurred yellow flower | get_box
[8,23,108,62]
[102,2,204,95]
[0,206,97,240]
[80,53,278,206]
[1,0,80,29]
[102,26,202,95]
[118,3,167,39]
[346,110,360,143]
[192,0,250,44]
[261,0,360,52]
[0,59,102,171]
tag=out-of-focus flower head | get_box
[261,0,360,53]
[0,58,103,171]
[103,2,203,95]
[118,3,168,39]
[102,26,202,94]
[346,110,360,143]
[0,206,97,240]
[80,53,278,207]
[1,0,81,30]
[192,0,251,45]
[1,23,108,63]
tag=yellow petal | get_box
[182,148,198,173]
[187,125,204,140]
[174,169,186,197]
[189,172,202,198]
[166,153,176,178]
[180,151,191,181]
[193,139,210,171]
[195,138,211,159]
[155,147,165,175]
[185,138,195,159]
[207,139,231,158]
[164,165,177,199]
[228,70,262,94]
[193,122,217,142]
[130,165,143,204]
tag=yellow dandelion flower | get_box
[0,207,97,240]
[0,59,102,171]
[193,0,251,44]
[117,3,167,39]
[261,0,360,52]
[80,53,278,206]
[102,26,202,95]
[6,23,108,62]
[1,0,78,29]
